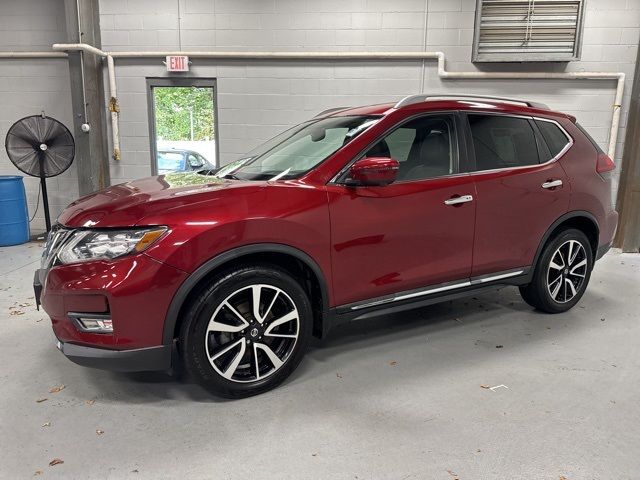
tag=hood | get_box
[58,172,262,228]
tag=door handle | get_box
[541,179,563,189]
[444,194,473,206]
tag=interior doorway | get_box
[147,78,219,175]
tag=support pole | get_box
[614,41,640,253]
[63,0,110,196]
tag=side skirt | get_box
[325,267,531,329]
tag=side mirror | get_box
[346,157,399,187]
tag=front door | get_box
[327,113,476,307]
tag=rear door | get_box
[464,112,571,276]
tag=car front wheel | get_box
[180,265,312,398]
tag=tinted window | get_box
[365,115,457,181]
[468,115,540,171]
[535,120,570,158]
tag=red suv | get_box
[34,95,618,398]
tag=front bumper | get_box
[36,252,189,372]
[55,339,172,372]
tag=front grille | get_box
[41,225,74,270]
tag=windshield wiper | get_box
[222,173,241,180]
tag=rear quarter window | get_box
[534,120,571,158]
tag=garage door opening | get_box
[147,78,218,175]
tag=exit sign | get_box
[166,55,189,72]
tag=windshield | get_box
[214,115,380,181]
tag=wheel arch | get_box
[532,211,600,271]
[162,243,331,346]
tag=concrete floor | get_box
[0,242,638,480]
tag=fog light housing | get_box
[69,313,113,333]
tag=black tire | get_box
[179,264,313,398]
[519,228,594,313]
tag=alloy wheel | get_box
[546,240,588,304]
[205,284,299,383]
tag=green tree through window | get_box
[154,87,215,141]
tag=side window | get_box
[364,115,457,182]
[468,115,540,171]
[187,154,204,169]
[535,120,571,158]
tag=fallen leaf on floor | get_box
[480,385,490,389]
[131,470,139,474]
[49,458,63,467]
[49,385,65,394]
[41,422,51,427]
[36,318,44,322]
[476,449,481,453]
[19,303,31,307]
[85,399,95,405]
[600,318,605,321]
[9,310,25,316]
[446,469,459,479]
[546,326,551,329]
[495,345,503,349]
[36,398,48,403]
[389,361,398,366]
[559,476,567,480]
[34,470,43,476]
[96,429,104,435]
[336,373,342,379]
[312,453,317,457]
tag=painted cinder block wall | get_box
[99,0,639,193]
[0,0,76,234]
[1,0,639,232]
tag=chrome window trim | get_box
[465,113,574,177]
[346,267,527,311]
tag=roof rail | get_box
[314,106,350,117]
[394,94,549,110]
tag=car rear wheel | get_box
[519,228,593,313]
[180,265,312,398]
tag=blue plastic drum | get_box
[0,176,30,246]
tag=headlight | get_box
[57,227,167,264]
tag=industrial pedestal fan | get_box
[4,114,75,232]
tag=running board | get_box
[340,267,529,313]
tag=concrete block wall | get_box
[0,0,75,235]
[98,0,640,199]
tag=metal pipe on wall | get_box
[50,43,627,162]
[106,55,120,161]
[0,52,67,58]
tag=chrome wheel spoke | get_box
[549,259,564,270]
[207,301,249,333]
[264,310,298,336]
[568,241,580,265]
[255,342,284,370]
[252,285,263,323]
[565,278,577,297]
[211,338,246,380]
[549,276,562,300]
[570,258,587,275]
[262,291,279,325]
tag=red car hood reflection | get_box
[58,173,257,228]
